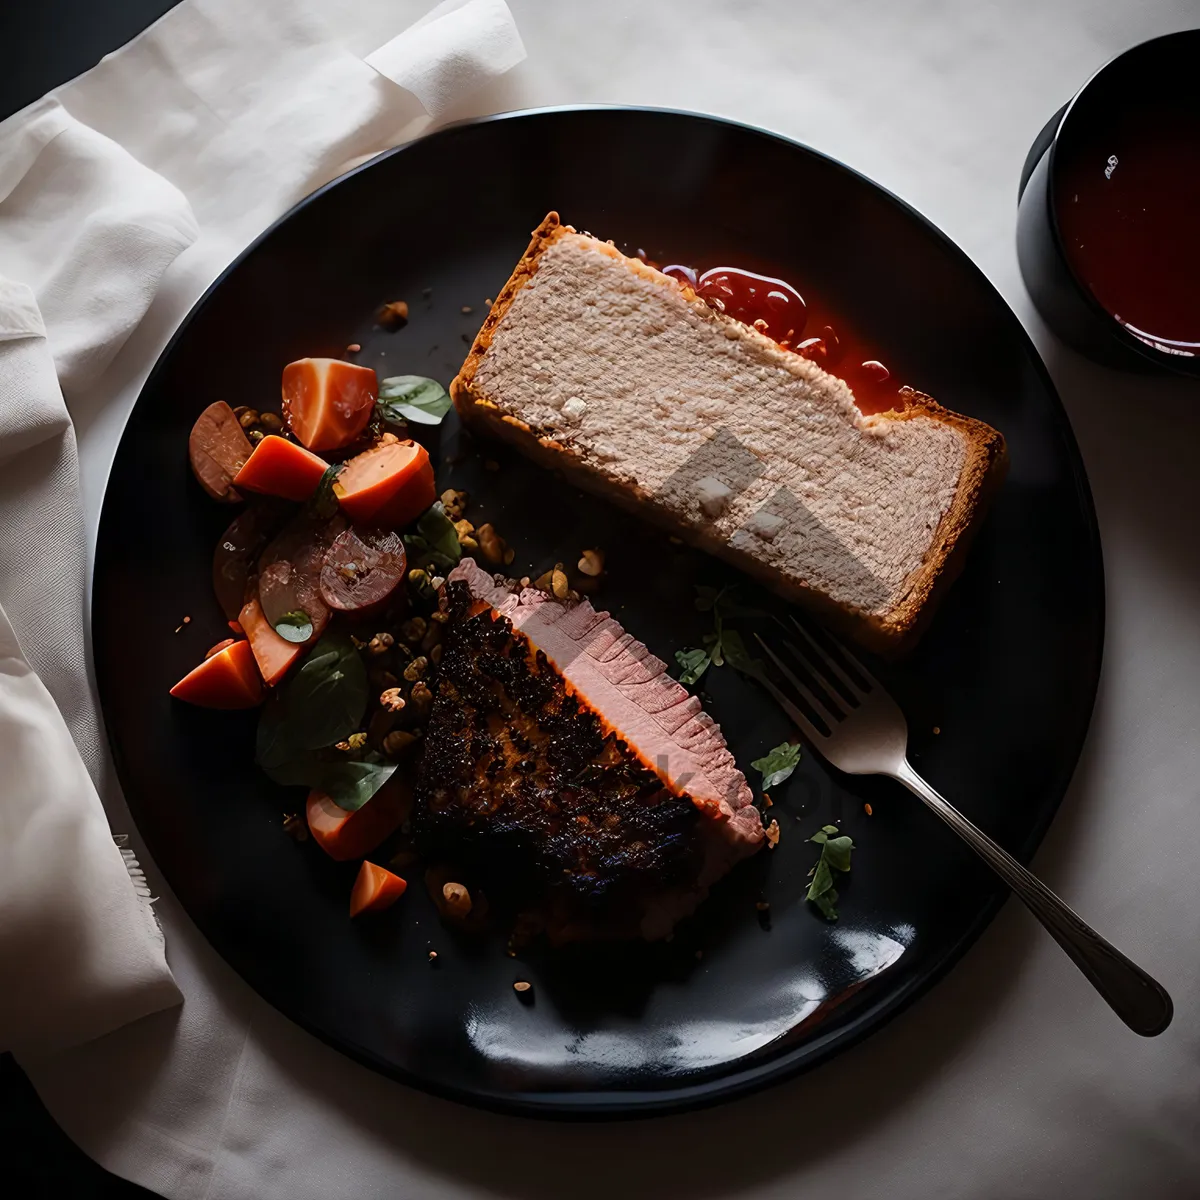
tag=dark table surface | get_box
[2,7,177,1198]
[0,0,179,120]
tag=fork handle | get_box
[894,760,1173,1037]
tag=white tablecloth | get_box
[22,0,1200,1197]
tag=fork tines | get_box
[753,618,877,742]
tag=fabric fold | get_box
[0,295,180,1054]
[0,100,199,395]
[0,0,524,1139]
[366,0,528,116]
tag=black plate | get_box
[93,107,1103,1118]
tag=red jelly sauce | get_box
[1054,104,1200,358]
[653,260,906,414]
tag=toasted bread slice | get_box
[452,214,1007,653]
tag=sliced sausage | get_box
[212,502,288,621]
[256,561,305,630]
[319,527,406,614]
[190,401,254,502]
[256,513,346,644]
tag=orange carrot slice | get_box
[306,776,414,862]
[238,596,302,686]
[205,637,237,659]
[233,435,330,502]
[350,861,408,917]
[282,358,377,452]
[170,639,264,709]
[334,437,435,528]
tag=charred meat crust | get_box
[414,580,704,942]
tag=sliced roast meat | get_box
[256,513,346,645]
[212,501,288,621]
[256,561,306,629]
[189,401,253,502]
[319,527,406,615]
[414,559,763,944]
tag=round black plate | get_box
[93,107,1103,1118]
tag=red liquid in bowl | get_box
[1054,106,1200,358]
[652,260,906,414]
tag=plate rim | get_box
[92,104,1105,1120]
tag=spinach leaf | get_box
[691,585,767,681]
[751,741,802,790]
[286,634,368,748]
[806,824,855,920]
[257,747,396,811]
[718,629,766,681]
[273,609,313,644]
[675,647,711,685]
[312,758,397,811]
[255,694,298,777]
[254,633,368,781]
[377,376,451,426]
[403,502,462,570]
[308,463,344,519]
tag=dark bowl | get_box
[1016,29,1200,377]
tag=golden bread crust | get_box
[451,213,1008,655]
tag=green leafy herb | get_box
[675,647,711,685]
[717,628,766,681]
[405,567,438,606]
[256,747,396,811]
[692,585,767,680]
[377,375,451,426]
[403,501,462,571]
[285,635,368,747]
[751,741,802,790]
[806,824,856,920]
[694,584,765,621]
[255,687,300,778]
[255,633,368,780]
[308,463,344,519]
[254,632,392,811]
[309,757,397,811]
[273,609,314,644]
[702,630,724,667]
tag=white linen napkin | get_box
[12,2,1197,1200]
[0,99,195,1051]
[0,0,523,1086]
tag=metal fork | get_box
[754,619,1173,1037]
